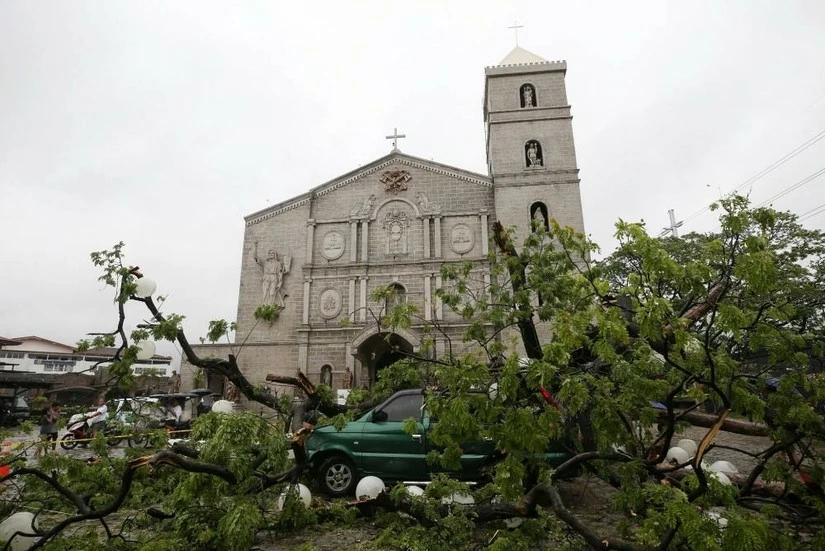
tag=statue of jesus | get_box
[253,242,290,307]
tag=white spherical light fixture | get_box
[0,512,40,550]
[355,476,385,500]
[405,485,425,497]
[211,400,235,414]
[276,483,312,511]
[709,461,738,474]
[135,340,156,360]
[709,471,732,486]
[676,439,697,457]
[665,447,690,465]
[134,277,157,298]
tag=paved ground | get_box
[3,426,130,463]
[680,425,774,473]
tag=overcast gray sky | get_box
[2,1,824,366]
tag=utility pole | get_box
[666,209,682,238]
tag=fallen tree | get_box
[2,196,824,550]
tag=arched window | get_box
[385,283,407,313]
[320,364,333,387]
[530,202,549,232]
[525,140,544,168]
[520,83,537,108]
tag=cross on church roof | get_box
[385,127,406,151]
[508,20,524,46]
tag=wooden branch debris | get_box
[659,410,770,436]
[491,221,543,360]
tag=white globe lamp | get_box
[665,447,690,465]
[709,471,732,486]
[135,340,156,361]
[134,277,157,298]
[355,476,385,500]
[709,461,738,474]
[0,512,40,550]
[405,485,425,497]
[211,400,235,414]
[676,439,697,457]
[276,483,312,511]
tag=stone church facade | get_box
[183,46,586,394]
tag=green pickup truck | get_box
[307,388,569,496]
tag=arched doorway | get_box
[355,332,414,387]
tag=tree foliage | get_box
[2,196,824,550]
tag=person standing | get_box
[35,402,60,458]
[169,371,181,393]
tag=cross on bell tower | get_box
[508,21,524,46]
[385,127,406,151]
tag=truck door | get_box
[358,392,427,481]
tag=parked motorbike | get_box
[59,412,123,449]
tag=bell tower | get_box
[485,46,586,245]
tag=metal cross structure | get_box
[508,21,524,46]
[385,127,406,151]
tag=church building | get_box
[184,46,586,393]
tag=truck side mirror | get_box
[372,410,388,423]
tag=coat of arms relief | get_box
[382,209,409,256]
[380,170,412,195]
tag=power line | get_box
[756,165,825,207]
[730,128,825,195]
[678,128,825,227]
[799,202,825,222]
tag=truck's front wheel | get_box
[317,455,356,497]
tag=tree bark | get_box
[659,410,770,436]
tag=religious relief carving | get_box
[449,223,475,255]
[382,210,410,256]
[525,140,544,168]
[416,192,441,214]
[380,170,412,195]
[318,288,342,319]
[350,194,376,217]
[253,242,291,307]
[320,230,345,260]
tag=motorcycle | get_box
[59,412,123,450]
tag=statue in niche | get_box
[350,194,376,217]
[520,83,536,108]
[253,241,291,307]
[525,140,543,168]
[383,209,409,255]
[416,192,441,214]
[531,202,549,231]
[320,365,333,387]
